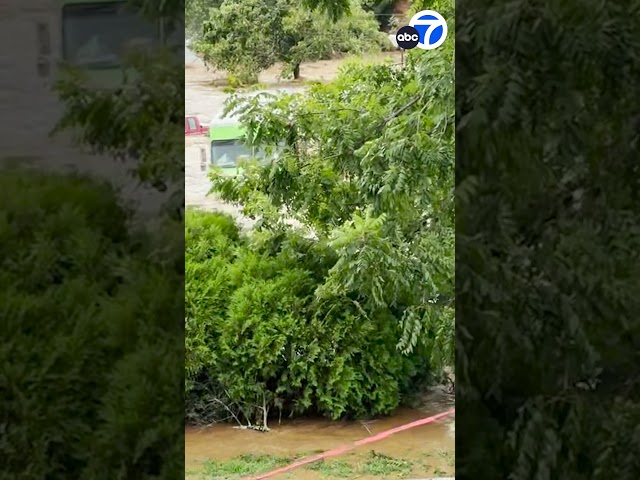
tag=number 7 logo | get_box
[409,10,448,51]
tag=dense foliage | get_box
[211,0,454,354]
[194,0,387,83]
[1,1,186,477]
[362,0,399,30]
[185,0,222,39]
[456,0,640,479]
[0,169,183,479]
[185,210,429,424]
[186,1,454,424]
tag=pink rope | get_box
[244,407,455,480]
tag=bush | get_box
[1,168,183,479]
[185,209,429,424]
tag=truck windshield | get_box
[211,140,253,168]
[62,2,157,69]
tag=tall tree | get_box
[209,3,455,364]
[195,0,386,83]
[456,0,640,478]
[185,0,222,39]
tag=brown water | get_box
[185,397,455,479]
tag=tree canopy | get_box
[185,209,432,424]
[456,0,640,478]
[209,1,454,362]
[1,168,184,479]
[185,0,222,39]
[194,0,387,83]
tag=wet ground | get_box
[185,391,454,480]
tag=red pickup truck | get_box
[185,116,210,136]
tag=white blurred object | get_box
[75,35,117,65]
[388,33,398,49]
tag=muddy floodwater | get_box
[186,397,455,480]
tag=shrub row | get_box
[1,169,183,479]
[185,209,430,424]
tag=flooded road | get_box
[185,48,306,225]
[184,48,401,226]
[186,398,455,479]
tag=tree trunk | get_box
[293,63,301,80]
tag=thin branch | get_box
[212,398,243,427]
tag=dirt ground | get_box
[185,50,403,89]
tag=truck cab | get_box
[29,0,183,90]
[209,122,256,176]
[209,121,287,177]
[208,91,297,176]
[185,116,209,136]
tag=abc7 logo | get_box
[396,10,448,50]
[395,26,421,50]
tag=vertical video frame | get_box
[185,1,455,479]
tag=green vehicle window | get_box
[211,140,252,168]
[62,2,157,68]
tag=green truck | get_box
[209,121,264,176]
[208,90,299,175]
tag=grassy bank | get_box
[186,449,454,479]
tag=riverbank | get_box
[185,392,454,480]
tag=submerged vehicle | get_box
[208,90,301,176]
[209,121,263,176]
[185,116,209,136]
[35,0,183,89]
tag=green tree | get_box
[456,0,640,479]
[209,7,455,366]
[302,0,352,19]
[185,210,428,424]
[195,0,386,83]
[361,0,398,30]
[0,169,184,479]
[185,0,222,39]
